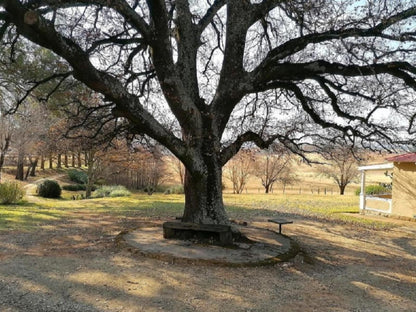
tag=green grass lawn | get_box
[0,192,394,231]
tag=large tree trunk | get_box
[181,141,229,225]
[339,184,346,195]
[182,169,228,225]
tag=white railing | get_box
[361,195,392,214]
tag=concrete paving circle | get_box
[120,224,298,266]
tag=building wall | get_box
[392,162,416,219]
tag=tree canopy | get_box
[1,0,416,224]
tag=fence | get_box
[225,185,357,196]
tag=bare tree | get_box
[225,149,254,194]
[279,169,299,194]
[2,1,416,225]
[255,146,294,194]
[319,146,363,195]
[0,46,21,182]
[173,157,185,186]
[0,113,12,182]
[12,101,48,180]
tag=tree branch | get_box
[2,0,188,160]
[256,5,416,65]
[253,60,416,92]
[25,0,152,40]
[197,0,226,34]
[220,131,279,166]
[86,36,145,54]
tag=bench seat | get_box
[163,221,233,246]
[268,219,293,234]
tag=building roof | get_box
[385,153,416,163]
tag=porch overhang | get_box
[358,163,394,171]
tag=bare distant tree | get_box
[255,146,294,194]
[172,157,185,186]
[100,142,167,193]
[0,113,12,182]
[0,46,21,182]
[319,146,364,195]
[225,149,254,194]
[2,1,416,225]
[279,169,299,194]
[12,101,48,180]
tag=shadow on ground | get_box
[0,206,415,311]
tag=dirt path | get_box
[0,211,415,312]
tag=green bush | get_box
[67,169,88,184]
[62,184,86,191]
[355,184,390,196]
[0,182,25,204]
[37,180,62,198]
[94,185,131,198]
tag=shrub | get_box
[355,184,390,196]
[0,182,25,204]
[62,184,86,191]
[67,169,88,184]
[37,180,62,198]
[94,185,131,198]
[108,188,132,197]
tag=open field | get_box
[1,186,416,311]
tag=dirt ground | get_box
[0,212,415,312]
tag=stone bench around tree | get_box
[162,221,233,246]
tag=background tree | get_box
[0,112,12,183]
[99,140,167,191]
[279,169,299,194]
[0,44,24,182]
[255,146,294,194]
[225,149,254,194]
[171,157,185,186]
[12,101,48,180]
[1,1,416,225]
[319,145,364,195]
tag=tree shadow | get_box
[286,220,416,309]
[0,201,415,311]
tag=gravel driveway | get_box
[0,212,415,312]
